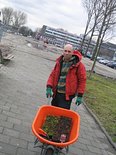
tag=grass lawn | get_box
[84,72,116,142]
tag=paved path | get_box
[0,34,116,155]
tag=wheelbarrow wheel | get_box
[44,148,54,155]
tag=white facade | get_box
[0,10,3,22]
[40,25,96,51]
[40,26,81,48]
[113,52,116,61]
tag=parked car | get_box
[107,61,116,69]
[98,59,110,65]
[85,51,92,59]
[97,56,104,61]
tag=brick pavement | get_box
[0,34,116,155]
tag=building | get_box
[38,25,95,51]
[37,25,116,60]
[113,52,116,61]
[100,42,116,60]
[0,10,3,22]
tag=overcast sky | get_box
[0,0,116,44]
[0,0,87,33]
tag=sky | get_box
[0,0,116,44]
[0,0,87,34]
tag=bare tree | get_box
[89,0,116,78]
[13,10,27,28]
[91,0,116,60]
[1,7,27,28]
[84,0,104,56]
[2,7,13,25]
[80,0,98,50]
[19,26,27,36]
[33,27,42,38]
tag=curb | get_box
[83,102,116,151]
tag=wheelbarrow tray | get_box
[32,105,80,148]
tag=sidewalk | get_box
[0,34,116,155]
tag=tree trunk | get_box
[84,19,97,56]
[80,17,91,50]
[88,2,108,78]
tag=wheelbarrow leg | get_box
[34,138,39,145]
[66,146,69,153]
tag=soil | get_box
[42,115,72,143]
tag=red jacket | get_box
[47,50,86,100]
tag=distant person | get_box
[43,38,48,48]
[46,44,86,109]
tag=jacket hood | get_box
[73,50,82,61]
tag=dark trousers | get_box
[51,92,74,109]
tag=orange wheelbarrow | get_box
[32,105,80,155]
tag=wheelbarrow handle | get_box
[47,96,51,105]
[73,103,78,112]
[38,128,47,136]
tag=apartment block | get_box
[38,25,95,52]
